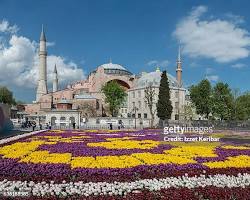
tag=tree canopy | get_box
[189,79,212,119]
[156,71,173,122]
[0,86,16,105]
[101,81,127,117]
[235,93,250,120]
[212,82,233,120]
[190,79,250,121]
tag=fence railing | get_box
[51,124,135,130]
[40,120,250,131]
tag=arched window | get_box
[51,116,56,126]
[69,117,75,125]
[60,116,66,126]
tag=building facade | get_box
[25,27,188,127]
[127,70,186,125]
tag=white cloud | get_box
[147,59,169,67]
[189,62,198,67]
[0,20,18,34]
[225,13,245,25]
[173,5,250,63]
[46,41,55,47]
[46,55,85,87]
[205,67,218,82]
[147,60,158,66]
[205,67,213,74]
[206,75,219,82]
[0,20,85,92]
[231,63,247,69]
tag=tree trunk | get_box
[150,110,154,128]
[158,119,164,128]
[150,117,154,128]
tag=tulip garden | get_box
[0,129,249,199]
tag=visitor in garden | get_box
[140,120,143,129]
[118,119,124,129]
[32,122,36,131]
[109,123,113,130]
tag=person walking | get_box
[32,122,36,131]
[109,123,113,130]
[119,120,124,129]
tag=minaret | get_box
[53,64,58,92]
[36,25,48,101]
[176,44,182,87]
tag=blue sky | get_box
[0,0,250,102]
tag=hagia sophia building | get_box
[24,27,188,128]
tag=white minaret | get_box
[52,64,58,92]
[176,44,182,87]
[36,25,48,102]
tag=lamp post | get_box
[77,105,81,129]
[132,106,138,129]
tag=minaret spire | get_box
[54,64,57,73]
[53,64,58,92]
[176,43,182,87]
[36,25,48,102]
[177,44,181,64]
[40,24,46,41]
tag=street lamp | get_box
[132,106,138,129]
[77,105,81,129]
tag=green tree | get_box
[101,81,127,117]
[231,88,240,120]
[0,86,15,105]
[212,82,233,120]
[235,93,250,120]
[183,103,195,120]
[189,79,212,119]
[157,71,173,126]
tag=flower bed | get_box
[0,129,249,199]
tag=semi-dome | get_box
[135,71,179,88]
[99,62,132,75]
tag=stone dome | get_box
[99,62,132,75]
[135,71,179,88]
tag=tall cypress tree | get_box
[157,71,173,126]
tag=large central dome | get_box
[101,63,126,70]
[99,62,132,75]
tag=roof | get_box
[53,64,57,73]
[40,25,46,41]
[134,71,180,88]
[47,110,80,113]
[17,111,28,115]
[57,99,72,104]
[75,94,96,99]
[99,62,128,71]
